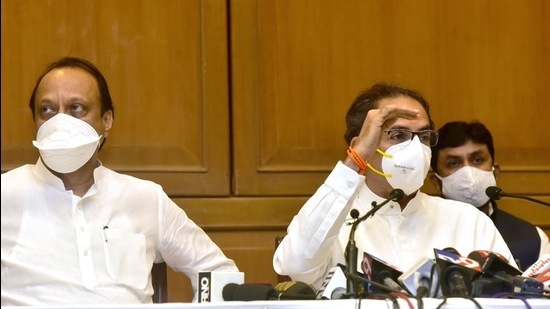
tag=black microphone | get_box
[433,248,482,297]
[467,250,543,296]
[222,283,277,301]
[345,188,405,297]
[486,186,550,207]
[222,282,317,301]
[361,251,408,294]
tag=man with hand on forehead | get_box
[273,83,516,289]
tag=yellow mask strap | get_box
[366,149,392,177]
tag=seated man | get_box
[273,83,516,289]
[430,120,550,270]
[1,57,239,305]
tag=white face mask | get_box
[32,113,101,174]
[368,136,432,195]
[436,166,497,207]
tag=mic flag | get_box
[398,257,440,298]
[361,251,406,293]
[522,253,550,293]
[522,253,550,278]
[434,248,482,297]
[467,250,543,296]
[316,265,347,299]
[198,271,244,302]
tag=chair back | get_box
[152,262,168,303]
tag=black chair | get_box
[151,262,168,303]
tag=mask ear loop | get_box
[366,149,392,178]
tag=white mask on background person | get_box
[367,136,432,195]
[435,166,497,207]
[32,113,102,174]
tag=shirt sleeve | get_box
[154,187,239,301]
[273,161,363,286]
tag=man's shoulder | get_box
[1,164,35,179]
[493,208,536,227]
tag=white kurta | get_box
[273,161,516,288]
[1,160,238,305]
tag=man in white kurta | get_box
[273,83,516,289]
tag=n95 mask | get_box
[32,113,101,174]
[436,166,497,207]
[368,136,431,195]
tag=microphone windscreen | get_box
[467,250,521,276]
[391,188,405,202]
[198,271,245,302]
[275,281,316,300]
[223,283,277,301]
[485,186,502,200]
[433,248,482,297]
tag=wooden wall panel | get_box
[230,0,550,196]
[167,197,305,302]
[1,0,230,196]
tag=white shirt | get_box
[1,160,238,305]
[273,161,517,288]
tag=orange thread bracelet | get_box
[347,146,367,175]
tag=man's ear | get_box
[428,171,442,193]
[493,162,501,180]
[102,110,113,138]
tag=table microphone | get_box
[345,188,405,297]
[486,186,550,207]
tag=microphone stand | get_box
[501,193,550,207]
[487,186,550,207]
[345,189,404,298]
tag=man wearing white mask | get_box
[273,83,517,290]
[429,120,550,271]
[1,57,239,305]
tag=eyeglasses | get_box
[383,129,439,147]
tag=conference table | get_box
[2,298,549,309]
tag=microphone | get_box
[315,264,347,299]
[486,186,550,207]
[197,271,244,302]
[222,283,276,301]
[222,282,317,301]
[361,251,408,294]
[345,188,405,297]
[433,248,482,297]
[274,281,317,300]
[398,257,441,298]
[522,253,550,293]
[468,250,543,296]
[522,253,550,278]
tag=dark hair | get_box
[430,120,495,173]
[28,56,114,120]
[344,82,435,145]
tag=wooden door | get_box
[1,0,230,196]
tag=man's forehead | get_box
[439,141,490,157]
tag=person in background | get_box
[1,57,239,305]
[273,83,516,289]
[429,120,550,271]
